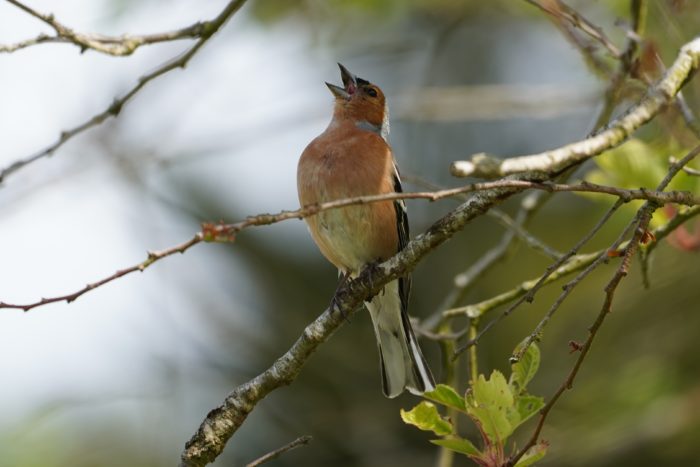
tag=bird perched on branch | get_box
[297,63,435,398]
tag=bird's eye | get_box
[366,87,378,98]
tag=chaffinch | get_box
[297,64,435,398]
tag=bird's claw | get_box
[363,260,384,302]
[331,271,352,322]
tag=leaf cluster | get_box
[401,344,547,467]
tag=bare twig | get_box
[670,157,700,176]
[524,0,621,76]
[403,175,559,260]
[451,149,696,355]
[524,0,622,58]
[0,0,249,184]
[0,235,202,311]
[442,203,699,329]
[487,207,563,260]
[245,436,312,467]
[4,177,697,312]
[450,37,700,178]
[2,0,211,56]
[420,203,535,334]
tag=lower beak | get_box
[326,82,351,99]
[326,63,357,100]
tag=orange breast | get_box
[297,124,399,272]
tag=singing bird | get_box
[297,64,435,398]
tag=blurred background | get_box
[1,0,699,466]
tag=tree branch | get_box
[2,0,213,56]
[3,177,697,312]
[450,37,700,178]
[179,180,529,466]
[0,0,249,184]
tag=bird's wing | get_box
[392,162,411,312]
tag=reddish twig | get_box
[3,177,698,312]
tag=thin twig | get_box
[0,32,63,53]
[0,235,202,311]
[524,0,622,59]
[443,251,599,320]
[4,178,697,312]
[487,208,563,260]
[441,204,700,328]
[670,157,700,176]
[404,175,559,260]
[452,197,623,355]
[590,0,648,131]
[245,436,312,467]
[0,0,249,184]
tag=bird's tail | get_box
[366,280,435,398]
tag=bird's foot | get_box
[363,260,384,302]
[330,271,352,322]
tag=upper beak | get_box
[326,63,357,99]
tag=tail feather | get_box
[367,280,435,398]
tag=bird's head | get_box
[326,63,389,138]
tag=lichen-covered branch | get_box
[450,37,700,178]
[1,0,214,56]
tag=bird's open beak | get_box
[326,63,357,100]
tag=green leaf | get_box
[431,437,481,457]
[514,395,545,428]
[467,371,515,442]
[400,401,453,436]
[424,384,467,412]
[510,343,541,391]
[514,442,549,467]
